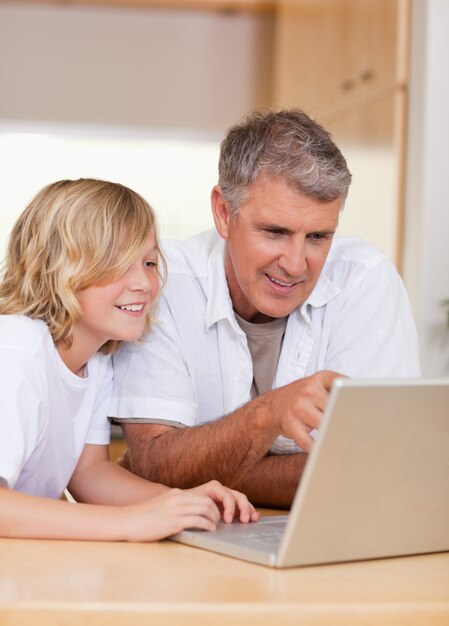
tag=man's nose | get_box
[278,241,307,278]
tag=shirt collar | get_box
[304,270,341,309]
[205,236,236,330]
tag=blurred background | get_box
[0,0,448,377]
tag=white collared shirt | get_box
[110,230,420,453]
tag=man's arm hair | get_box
[123,394,279,491]
[232,453,308,508]
[121,371,339,508]
[122,419,307,508]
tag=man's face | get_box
[212,176,341,323]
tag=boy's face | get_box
[74,232,159,353]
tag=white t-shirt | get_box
[110,230,421,453]
[0,315,112,498]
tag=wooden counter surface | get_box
[1,533,448,626]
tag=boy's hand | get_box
[187,480,259,524]
[122,481,257,542]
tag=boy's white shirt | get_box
[0,315,112,498]
[110,231,421,454]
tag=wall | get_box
[402,0,449,376]
[0,3,273,131]
[0,3,273,254]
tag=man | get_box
[110,109,420,508]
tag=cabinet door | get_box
[326,94,403,265]
[274,0,400,119]
[273,0,410,267]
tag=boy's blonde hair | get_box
[0,178,164,354]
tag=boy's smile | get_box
[59,232,159,376]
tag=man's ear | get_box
[211,186,232,239]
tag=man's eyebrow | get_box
[254,223,336,236]
[254,222,294,235]
[308,229,337,236]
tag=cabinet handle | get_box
[339,78,356,92]
[358,69,376,82]
[338,69,376,93]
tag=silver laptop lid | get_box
[277,378,449,567]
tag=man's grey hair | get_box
[218,108,352,217]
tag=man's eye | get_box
[308,233,330,242]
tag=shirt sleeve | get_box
[0,347,42,488]
[320,257,421,378]
[109,297,198,427]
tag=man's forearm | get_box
[124,416,307,507]
[121,371,337,501]
[124,396,280,489]
[232,453,308,508]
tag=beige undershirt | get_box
[235,313,288,398]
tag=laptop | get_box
[170,378,449,568]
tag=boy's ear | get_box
[211,186,232,240]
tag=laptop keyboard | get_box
[237,520,287,549]
[244,528,285,545]
[171,516,289,560]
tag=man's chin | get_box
[255,300,303,322]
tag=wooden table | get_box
[1,533,448,626]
